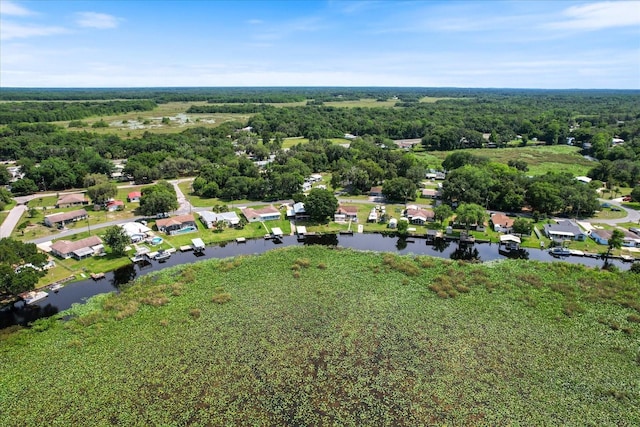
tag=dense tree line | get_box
[1,90,637,199]
[440,152,600,216]
[187,104,276,114]
[0,100,157,125]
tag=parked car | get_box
[629,227,640,236]
[622,196,632,202]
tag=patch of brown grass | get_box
[211,293,232,304]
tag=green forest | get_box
[1,88,638,215]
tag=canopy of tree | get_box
[139,181,179,216]
[0,238,48,296]
[303,188,339,222]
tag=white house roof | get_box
[119,222,151,237]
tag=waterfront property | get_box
[404,207,435,225]
[334,205,359,222]
[491,213,514,233]
[156,214,197,235]
[241,206,281,223]
[590,229,640,247]
[119,222,152,242]
[50,235,104,260]
[43,209,88,228]
[543,220,587,241]
[287,202,308,220]
[199,211,240,228]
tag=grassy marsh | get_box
[1,246,638,425]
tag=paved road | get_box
[592,198,640,226]
[0,204,27,239]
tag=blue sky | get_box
[1,0,639,88]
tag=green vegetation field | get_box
[55,102,250,139]
[1,246,638,425]
[422,145,594,176]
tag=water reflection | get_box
[112,264,137,288]
[498,248,530,260]
[450,245,481,262]
[432,239,450,253]
[396,237,408,251]
[304,234,338,246]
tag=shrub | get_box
[189,308,201,319]
[211,293,232,304]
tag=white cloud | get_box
[0,0,34,16]
[0,20,69,40]
[546,1,640,30]
[75,12,120,29]
[247,19,263,25]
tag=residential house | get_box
[56,193,88,208]
[106,200,124,212]
[543,220,587,241]
[44,209,88,228]
[421,189,440,199]
[334,205,359,222]
[119,222,151,243]
[199,211,240,228]
[491,213,514,233]
[127,191,142,202]
[156,214,197,235]
[590,229,640,247]
[369,186,383,198]
[404,208,435,225]
[286,202,308,220]
[393,139,421,151]
[241,206,281,223]
[50,236,104,260]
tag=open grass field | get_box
[52,102,251,139]
[1,246,638,425]
[420,145,594,176]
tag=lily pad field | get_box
[1,246,639,425]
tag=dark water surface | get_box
[0,233,631,328]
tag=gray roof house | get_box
[543,220,587,241]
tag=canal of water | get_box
[0,233,631,328]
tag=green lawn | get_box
[418,145,594,176]
[55,102,251,139]
[1,246,638,425]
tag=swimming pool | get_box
[173,226,196,235]
[151,237,163,245]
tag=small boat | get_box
[549,247,571,256]
[154,250,171,261]
[90,272,105,280]
[21,291,49,305]
[50,283,63,292]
